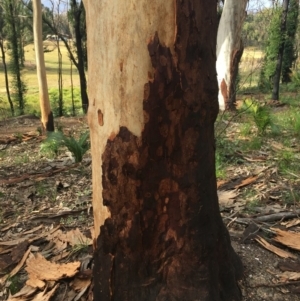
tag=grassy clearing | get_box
[0,41,82,118]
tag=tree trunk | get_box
[8,0,25,115]
[70,0,89,114]
[85,0,243,300]
[272,0,290,100]
[216,0,248,110]
[0,39,14,116]
[32,0,54,132]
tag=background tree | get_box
[272,0,290,100]
[68,0,88,113]
[2,0,27,115]
[216,0,248,110]
[0,3,14,115]
[259,4,282,91]
[27,0,89,114]
[85,0,243,300]
[259,0,298,98]
[282,0,299,83]
[32,0,54,131]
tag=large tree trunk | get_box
[216,0,248,110]
[85,0,243,300]
[32,0,54,131]
[272,0,290,100]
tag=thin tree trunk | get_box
[70,60,75,116]
[32,0,54,131]
[8,0,25,115]
[272,0,290,100]
[57,40,63,117]
[216,0,248,110]
[85,0,243,300]
[0,39,14,116]
[70,0,88,113]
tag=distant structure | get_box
[46,34,71,41]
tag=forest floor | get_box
[0,110,300,301]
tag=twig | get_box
[249,280,300,288]
[235,210,300,224]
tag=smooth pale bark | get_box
[216,0,248,110]
[32,0,54,132]
[85,0,243,299]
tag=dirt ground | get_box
[0,115,300,301]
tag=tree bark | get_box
[272,0,290,100]
[70,0,89,113]
[32,0,54,131]
[85,0,243,300]
[0,38,14,116]
[8,0,25,115]
[216,0,248,110]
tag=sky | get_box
[41,0,274,13]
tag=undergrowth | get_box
[40,131,90,162]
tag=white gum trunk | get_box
[84,0,176,238]
[32,0,51,129]
[216,0,248,110]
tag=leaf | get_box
[278,271,300,283]
[25,253,80,282]
[218,190,239,206]
[281,219,300,228]
[234,175,258,189]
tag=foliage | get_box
[40,131,90,163]
[1,0,27,114]
[259,0,299,90]
[259,6,282,91]
[242,9,274,47]
[242,99,272,134]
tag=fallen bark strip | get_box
[235,210,300,224]
[0,163,79,185]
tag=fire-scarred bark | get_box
[85,0,243,300]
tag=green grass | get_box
[0,41,82,118]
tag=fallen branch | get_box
[235,210,300,224]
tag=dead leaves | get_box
[255,236,297,259]
[272,228,300,251]
[26,253,80,285]
[0,227,92,301]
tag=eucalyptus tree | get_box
[32,0,54,131]
[1,0,27,115]
[216,0,248,110]
[0,3,14,115]
[85,0,243,300]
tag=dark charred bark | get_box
[227,42,244,110]
[272,0,290,101]
[0,39,14,116]
[44,111,54,132]
[93,1,243,300]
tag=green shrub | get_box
[40,131,90,162]
[242,99,273,134]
